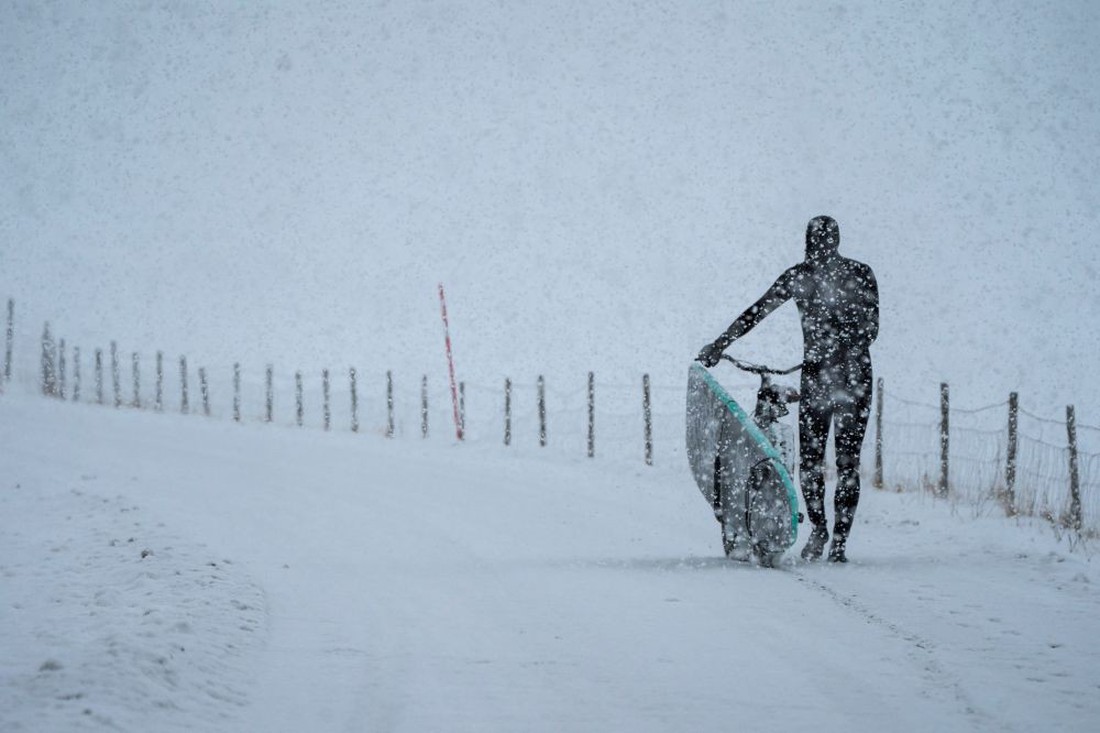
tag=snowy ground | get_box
[2,391,1098,732]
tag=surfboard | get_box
[685,363,800,563]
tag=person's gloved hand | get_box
[697,341,724,367]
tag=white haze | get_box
[2,1,1098,421]
[4,4,1100,731]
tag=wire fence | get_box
[5,297,1098,539]
[875,385,1100,538]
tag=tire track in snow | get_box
[791,569,1007,733]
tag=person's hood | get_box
[805,215,840,262]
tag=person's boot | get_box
[827,537,848,563]
[830,509,853,563]
[800,525,829,561]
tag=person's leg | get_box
[798,394,832,559]
[829,383,872,561]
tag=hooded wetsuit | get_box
[708,216,879,541]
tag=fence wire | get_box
[875,391,1099,536]
[7,297,1099,539]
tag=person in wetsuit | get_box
[698,215,879,562]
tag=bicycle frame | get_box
[719,354,801,433]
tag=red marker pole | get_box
[439,283,464,441]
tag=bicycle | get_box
[686,355,803,566]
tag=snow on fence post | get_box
[643,374,653,466]
[420,375,428,438]
[1066,405,1082,533]
[72,347,81,402]
[587,371,595,458]
[233,363,241,422]
[1005,392,1019,515]
[350,367,359,433]
[386,370,394,438]
[295,371,303,427]
[179,356,190,414]
[873,377,884,489]
[41,322,57,396]
[58,338,67,399]
[322,368,330,431]
[265,365,274,423]
[131,352,141,408]
[4,298,13,383]
[199,367,210,417]
[537,375,547,447]
[155,351,164,411]
[459,381,466,438]
[95,349,104,404]
[938,382,950,497]
[111,341,121,408]
[504,378,512,446]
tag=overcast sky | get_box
[3,0,1098,421]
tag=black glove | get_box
[697,341,725,367]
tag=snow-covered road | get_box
[3,393,1097,731]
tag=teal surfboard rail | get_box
[689,363,800,541]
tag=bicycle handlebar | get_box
[720,354,802,376]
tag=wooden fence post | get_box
[1066,405,1082,532]
[265,365,275,423]
[180,356,189,414]
[587,371,595,458]
[322,368,330,431]
[459,381,466,439]
[504,378,512,446]
[938,382,949,497]
[58,338,67,399]
[199,367,210,416]
[295,371,303,427]
[131,352,141,408]
[131,353,141,408]
[72,347,81,402]
[233,363,241,422]
[873,377,884,488]
[95,349,104,405]
[155,351,163,411]
[537,375,547,447]
[420,375,428,438]
[643,374,653,466]
[41,322,56,396]
[3,298,12,383]
[1005,392,1019,514]
[350,367,359,433]
[386,371,394,438]
[111,341,121,408]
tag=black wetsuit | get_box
[704,216,879,543]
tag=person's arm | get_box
[715,269,794,349]
[698,269,794,365]
[861,266,879,346]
